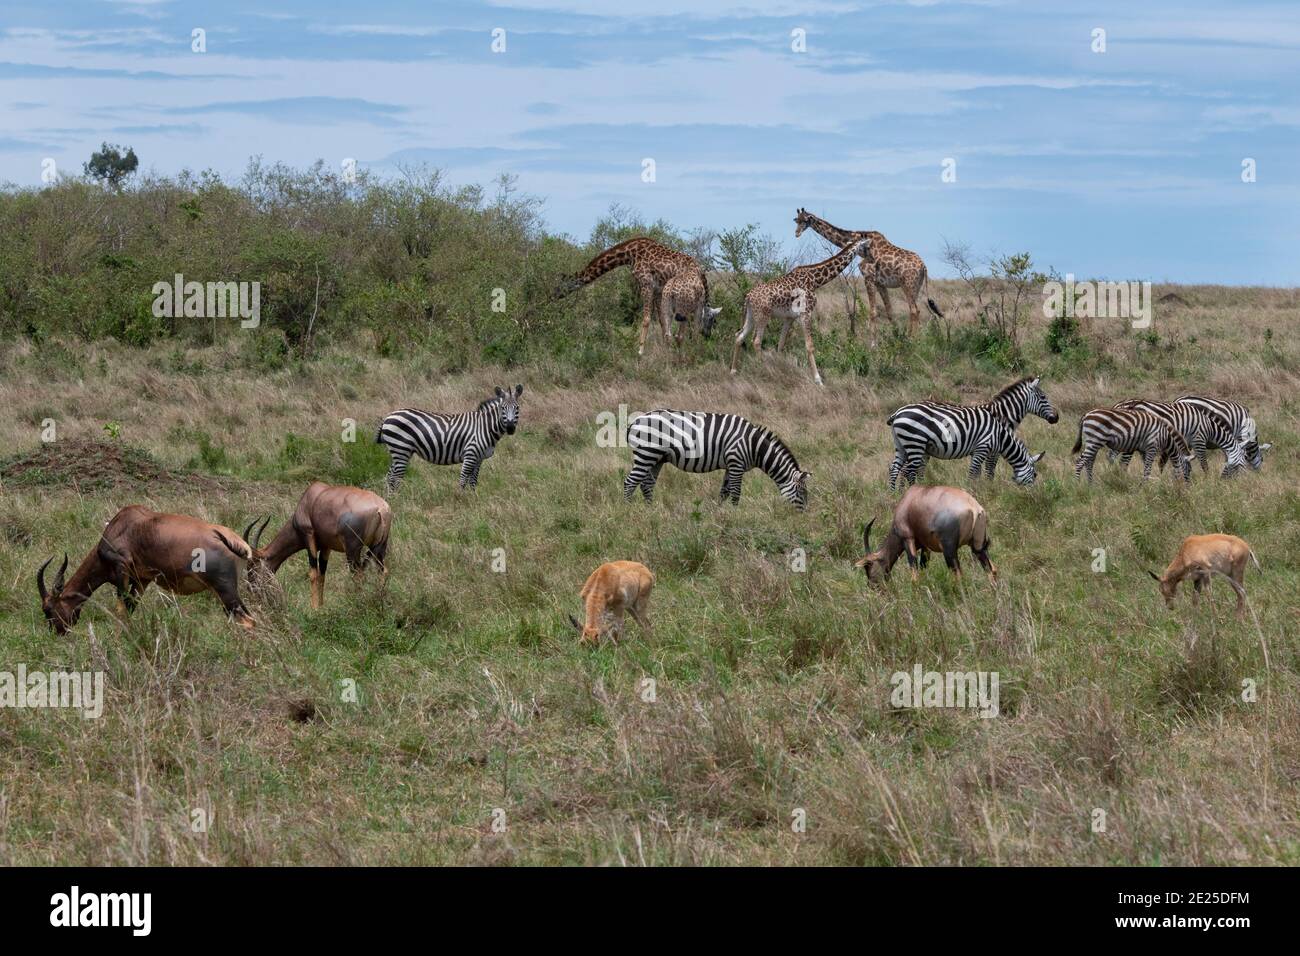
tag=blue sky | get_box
[2,0,1298,283]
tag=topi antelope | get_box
[1148,533,1259,619]
[856,486,996,584]
[245,482,391,609]
[37,506,256,634]
[568,560,655,645]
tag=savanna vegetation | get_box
[0,165,1297,864]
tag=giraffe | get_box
[660,270,722,346]
[793,208,942,345]
[558,236,713,355]
[729,239,866,386]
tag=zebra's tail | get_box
[374,420,385,444]
[1071,420,1083,455]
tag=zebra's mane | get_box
[476,394,501,411]
[755,426,799,468]
[989,376,1037,403]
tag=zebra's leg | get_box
[1195,437,1209,474]
[903,452,926,486]
[642,461,665,501]
[384,449,412,493]
[1075,443,1098,480]
[1141,444,1157,479]
[458,450,481,490]
[625,452,653,501]
[888,452,904,491]
[984,452,997,480]
[720,457,745,505]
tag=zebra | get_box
[1072,408,1192,481]
[886,376,1057,488]
[1110,399,1246,477]
[624,409,810,509]
[376,385,523,492]
[1175,396,1271,470]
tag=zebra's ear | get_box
[1030,451,1046,463]
[1029,376,1040,387]
[494,386,505,398]
[515,384,524,397]
[1260,443,1273,452]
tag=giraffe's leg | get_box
[876,283,895,324]
[730,303,754,374]
[777,317,793,352]
[636,275,658,356]
[799,313,823,386]
[903,281,921,336]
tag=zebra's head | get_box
[1160,429,1194,481]
[1012,450,1046,485]
[1241,419,1270,470]
[780,470,810,511]
[1026,377,1060,424]
[493,384,523,434]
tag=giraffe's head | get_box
[794,207,815,238]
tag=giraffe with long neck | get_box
[558,236,711,356]
[793,209,942,344]
[729,239,865,386]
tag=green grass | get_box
[1,287,1298,865]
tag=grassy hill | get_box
[1,283,1297,865]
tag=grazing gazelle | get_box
[568,560,655,645]
[37,506,256,633]
[246,482,391,608]
[856,485,996,584]
[1149,534,1259,618]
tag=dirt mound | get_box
[1157,292,1192,307]
[0,438,228,494]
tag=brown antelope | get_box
[246,481,391,608]
[856,486,996,584]
[1148,534,1259,618]
[37,506,256,634]
[568,561,655,645]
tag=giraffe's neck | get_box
[803,214,860,248]
[792,244,859,288]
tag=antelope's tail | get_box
[1249,549,1261,570]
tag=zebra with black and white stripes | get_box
[624,409,810,509]
[1111,399,1246,477]
[886,376,1057,488]
[1072,407,1192,481]
[376,385,523,492]
[1175,396,1271,470]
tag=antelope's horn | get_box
[568,613,583,632]
[862,519,875,554]
[37,555,54,600]
[242,517,260,544]
[54,553,69,592]
[255,515,272,548]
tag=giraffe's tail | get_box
[923,273,943,318]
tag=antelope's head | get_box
[36,553,77,634]
[1147,570,1177,608]
[495,384,523,435]
[242,516,274,589]
[855,520,890,585]
[568,613,600,645]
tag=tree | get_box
[84,142,139,189]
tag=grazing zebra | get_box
[886,376,1057,489]
[1175,396,1271,470]
[1072,408,1192,481]
[376,385,523,492]
[624,409,810,509]
[1110,399,1246,477]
